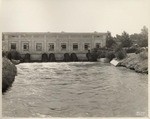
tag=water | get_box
[2,62,148,117]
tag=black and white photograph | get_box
[1,0,149,118]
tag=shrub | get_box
[100,52,106,58]
[7,50,21,60]
[105,51,115,61]
[125,48,137,53]
[96,50,105,58]
[91,52,98,61]
[115,45,123,52]
[115,50,126,60]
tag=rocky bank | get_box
[2,57,17,93]
[120,51,148,74]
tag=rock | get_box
[2,57,17,93]
[11,59,20,65]
[97,58,110,63]
[119,51,148,74]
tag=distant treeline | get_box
[106,26,148,49]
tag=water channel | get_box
[2,62,148,117]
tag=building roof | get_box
[2,32,107,35]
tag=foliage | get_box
[140,26,148,47]
[106,31,116,48]
[124,47,137,53]
[2,57,17,93]
[90,26,148,61]
[115,50,126,60]
[114,45,126,60]
[90,48,99,61]
[7,50,21,60]
[141,26,148,36]
[105,51,115,61]
[130,26,148,47]
[100,52,106,58]
[96,50,106,58]
[114,44,123,52]
[117,31,132,47]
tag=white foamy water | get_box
[2,62,148,117]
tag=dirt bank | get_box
[2,57,17,93]
[120,51,148,74]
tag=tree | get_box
[106,31,116,48]
[130,26,148,47]
[141,26,148,36]
[140,26,148,47]
[120,31,132,47]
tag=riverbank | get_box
[119,51,148,74]
[2,57,17,93]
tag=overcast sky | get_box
[1,0,150,36]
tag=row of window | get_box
[10,43,101,51]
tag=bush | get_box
[115,45,123,52]
[96,50,105,58]
[125,48,137,53]
[91,52,98,61]
[115,50,126,60]
[105,51,115,61]
[7,50,21,60]
[2,57,17,93]
[100,52,106,58]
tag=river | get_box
[2,62,148,117]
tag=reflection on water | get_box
[2,62,148,117]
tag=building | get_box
[2,32,108,61]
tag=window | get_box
[48,43,54,51]
[23,43,29,51]
[84,43,90,50]
[11,43,16,50]
[73,43,78,50]
[36,43,42,51]
[95,43,101,48]
[61,43,67,50]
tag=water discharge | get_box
[2,62,148,117]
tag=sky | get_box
[1,0,150,36]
